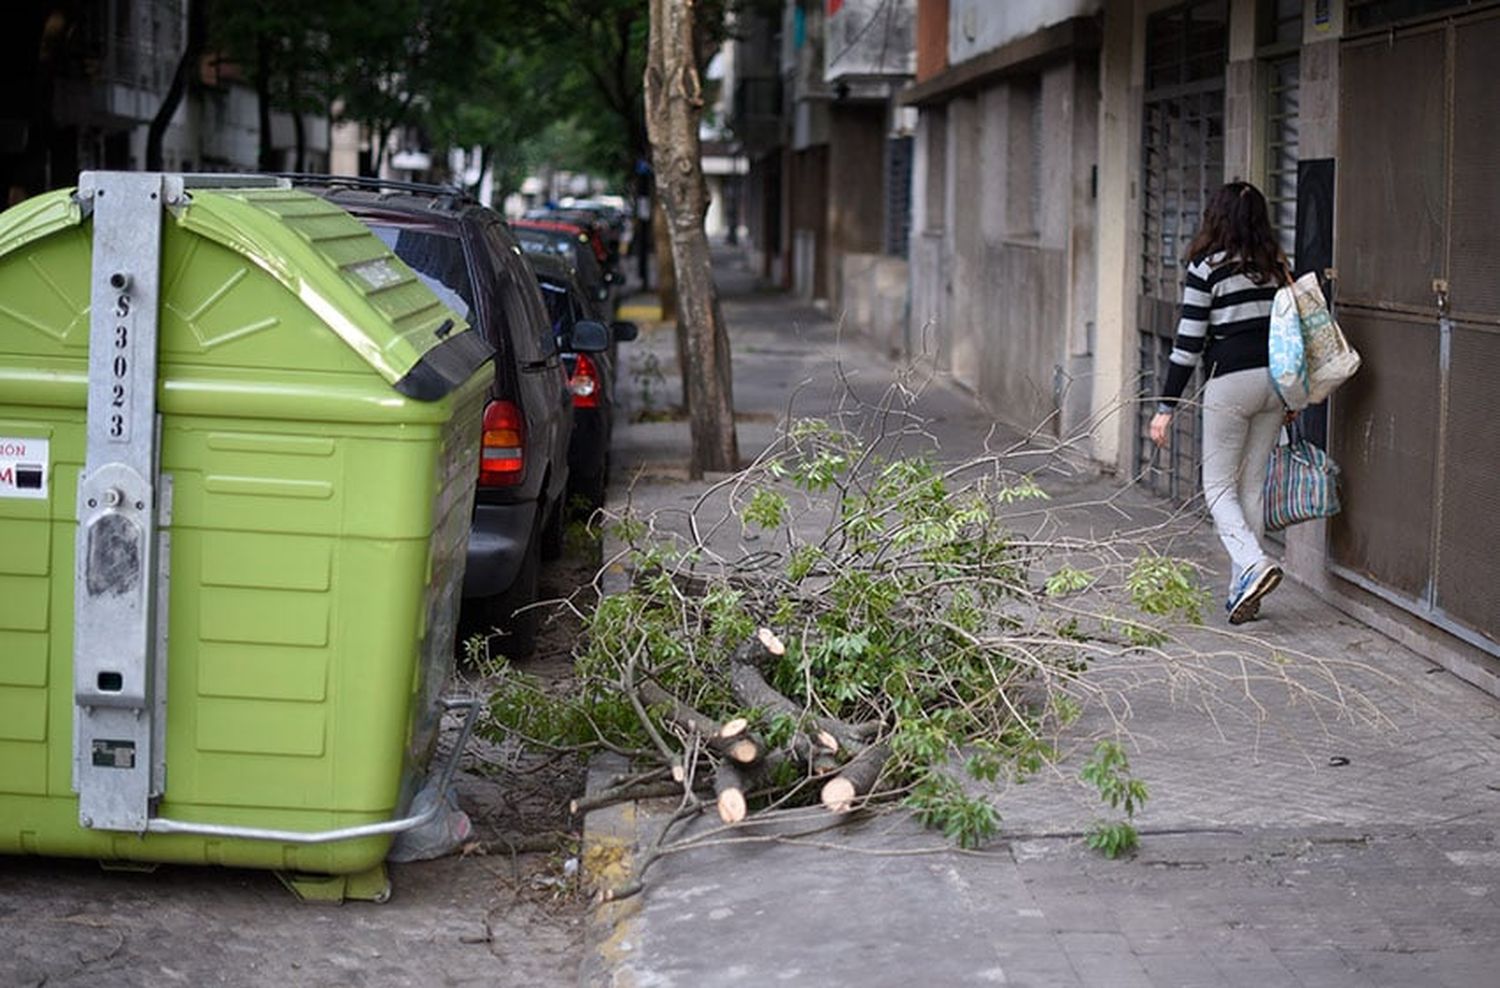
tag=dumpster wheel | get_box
[275,863,392,904]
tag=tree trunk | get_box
[644,0,739,478]
[637,680,761,765]
[147,0,204,171]
[290,67,306,172]
[292,110,306,173]
[254,33,275,171]
[653,196,678,322]
[653,194,688,416]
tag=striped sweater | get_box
[1159,252,1280,406]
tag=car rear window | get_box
[515,227,578,267]
[538,280,574,337]
[367,224,476,322]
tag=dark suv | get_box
[296,177,572,657]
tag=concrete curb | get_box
[577,752,644,988]
[577,521,647,987]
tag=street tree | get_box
[424,41,571,198]
[645,0,739,476]
[146,0,208,170]
[319,0,493,175]
[205,0,330,172]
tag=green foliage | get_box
[995,475,1050,504]
[1127,552,1207,625]
[906,774,1001,850]
[1086,822,1139,859]
[1081,740,1149,859]
[564,513,602,557]
[487,660,636,751]
[482,416,1182,850]
[743,489,789,531]
[1045,566,1094,597]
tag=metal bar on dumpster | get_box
[177,173,291,191]
[143,697,482,844]
[71,172,171,833]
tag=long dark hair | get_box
[1184,181,1288,285]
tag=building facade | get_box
[730,0,917,356]
[899,0,1500,691]
[906,1,1103,439]
[1,0,333,201]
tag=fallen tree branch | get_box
[638,681,763,765]
[821,742,893,814]
[789,731,840,775]
[714,760,751,824]
[622,647,685,782]
[730,627,786,671]
[571,780,708,817]
[728,658,867,756]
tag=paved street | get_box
[583,250,1500,987]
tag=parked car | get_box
[512,217,619,311]
[556,198,629,263]
[525,251,638,510]
[547,207,625,273]
[296,176,573,657]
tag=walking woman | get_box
[1149,181,1290,625]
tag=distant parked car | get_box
[525,251,639,511]
[298,176,573,657]
[513,217,618,311]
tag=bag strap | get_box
[1285,414,1313,447]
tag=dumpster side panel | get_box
[406,371,487,772]
[0,414,443,874]
[0,190,486,877]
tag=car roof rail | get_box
[276,173,477,207]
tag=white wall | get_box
[949,0,1103,65]
[910,54,1097,437]
[826,0,917,80]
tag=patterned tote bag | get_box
[1264,429,1342,531]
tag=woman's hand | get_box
[1149,411,1173,448]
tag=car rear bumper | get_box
[462,499,539,598]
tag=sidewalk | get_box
[582,251,1500,988]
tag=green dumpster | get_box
[0,173,491,900]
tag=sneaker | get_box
[1227,560,1282,625]
[1230,597,1261,622]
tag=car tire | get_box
[540,498,565,560]
[486,531,540,660]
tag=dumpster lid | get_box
[0,177,492,400]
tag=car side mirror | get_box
[570,319,610,353]
[611,320,640,343]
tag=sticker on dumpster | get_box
[350,258,406,290]
[0,437,48,500]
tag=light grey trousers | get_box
[1201,367,1285,589]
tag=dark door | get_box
[1330,5,1500,654]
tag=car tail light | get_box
[569,354,601,409]
[479,399,525,487]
